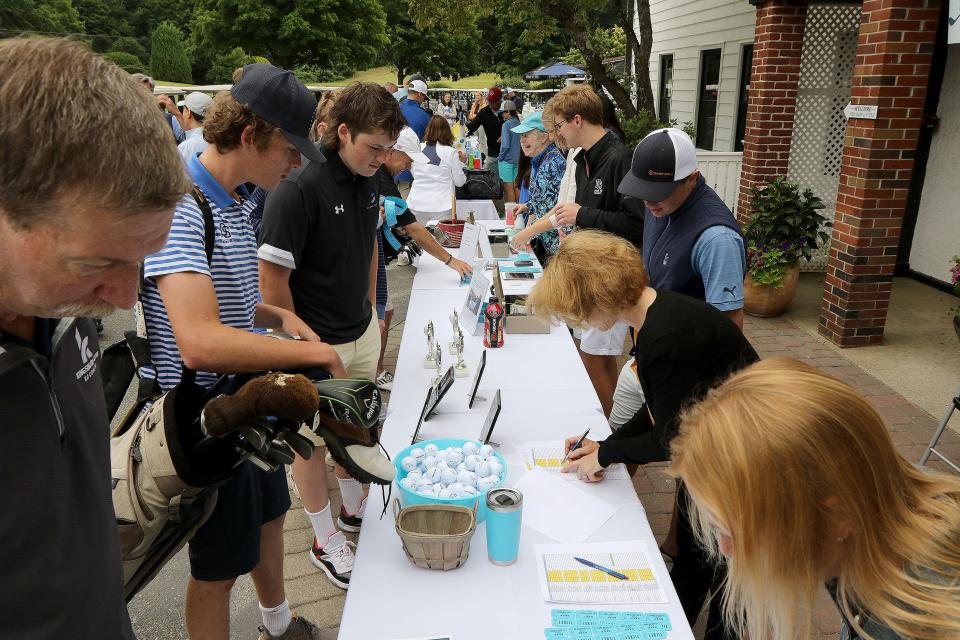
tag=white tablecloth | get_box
[339,251,694,640]
[455,199,500,221]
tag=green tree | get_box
[103,50,145,73]
[149,20,191,83]
[111,35,147,62]
[71,0,133,51]
[559,25,624,67]
[207,46,253,83]
[191,0,385,77]
[380,0,481,86]
[408,0,655,116]
[0,0,84,35]
[474,0,571,78]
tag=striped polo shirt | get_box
[142,154,259,391]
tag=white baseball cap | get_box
[617,128,698,202]
[393,127,429,164]
[407,79,428,95]
[176,91,214,118]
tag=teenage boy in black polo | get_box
[258,82,407,588]
[548,84,645,418]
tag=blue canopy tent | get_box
[523,61,587,83]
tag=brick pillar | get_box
[736,0,809,224]
[818,1,938,347]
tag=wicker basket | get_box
[436,218,465,248]
[393,498,477,571]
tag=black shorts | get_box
[187,461,291,581]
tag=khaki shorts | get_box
[305,311,381,447]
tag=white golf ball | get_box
[446,449,464,466]
[479,444,494,459]
[438,487,453,499]
[449,482,464,496]
[425,467,442,484]
[462,441,479,456]
[461,485,478,496]
[417,477,434,490]
[464,454,480,472]
[406,469,422,482]
[410,447,425,462]
[434,449,448,463]
[476,476,497,492]
[399,477,416,490]
[475,461,491,478]
[401,456,418,472]
[455,462,467,473]
[457,470,477,487]
[422,456,437,469]
[435,460,450,471]
[440,468,458,486]
[424,443,439,456]
[432,483,444,495]
[488,459,503,476]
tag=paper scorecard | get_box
[524,442,630,481]
[536,542,668,605]
[514,469,617,544]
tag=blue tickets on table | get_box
[546,609,673,640]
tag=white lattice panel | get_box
[787,3,861,271]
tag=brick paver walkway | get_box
[284,265,960,639]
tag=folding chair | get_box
[918,315,960,473]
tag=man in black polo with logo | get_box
[0,38,190,638]
[466,87,504,175]
[258,83,407,585]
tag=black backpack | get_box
[455,168,503,200]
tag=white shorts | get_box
[573,320,630,356]
[609,359,645,431]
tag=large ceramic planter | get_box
[744,264,800,317]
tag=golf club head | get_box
[265,440,295,467]
[276,431,314,460]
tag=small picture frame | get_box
[467,350,487,409]
[478,389,502,446]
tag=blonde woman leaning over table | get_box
[526,230,757,640]
[672,357,960,640]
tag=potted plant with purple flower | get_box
[743,176,830,317]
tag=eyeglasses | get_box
[553,118,569,133]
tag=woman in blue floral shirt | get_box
[509,112,571,259]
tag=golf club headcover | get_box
[201,373,319,438]
[314,378,382,430]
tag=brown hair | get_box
[424,115,454,146]
[0,38,188,228]
[202,91,281,153]
[321,82,405,151]
[527,230,648,327]
[549,84,603,126]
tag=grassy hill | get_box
[328,65,500,90]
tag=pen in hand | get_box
[561,428,591,465]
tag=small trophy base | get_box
[455,363,469,378]
[424,356,436,369]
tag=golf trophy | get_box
[449,309,460,354]
[454,330,468,378]
[433,343,443,385]
[424,321,436,369]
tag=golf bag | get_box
[113,372,384,602]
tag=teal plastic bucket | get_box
[393,437,507,523]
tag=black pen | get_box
[561,428,591,465]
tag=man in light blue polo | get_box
[395,78,431,192]
[176,91,214,164]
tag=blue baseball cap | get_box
[511,111,546,134]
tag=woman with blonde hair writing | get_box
[672,357,960,640]
[527,229,757,638]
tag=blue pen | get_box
[573,556,629,580]
[561,428,591,465]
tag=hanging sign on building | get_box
[950,0,960,45]
[843,103,879,120]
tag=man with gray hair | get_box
[0,38,190,638]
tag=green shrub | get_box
[149,22,192,84]
[208,47,253,83]
[104,51,145,74]
[620,109,695,148]
[497,73,529,90]
[292,63,350,84]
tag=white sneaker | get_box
[375,370,394,392]
[310,531,355,589]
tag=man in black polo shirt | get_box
[0,38,190,638]
[258,82,407,587]
[549,84,645,418]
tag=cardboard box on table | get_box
[492,264,550,335]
